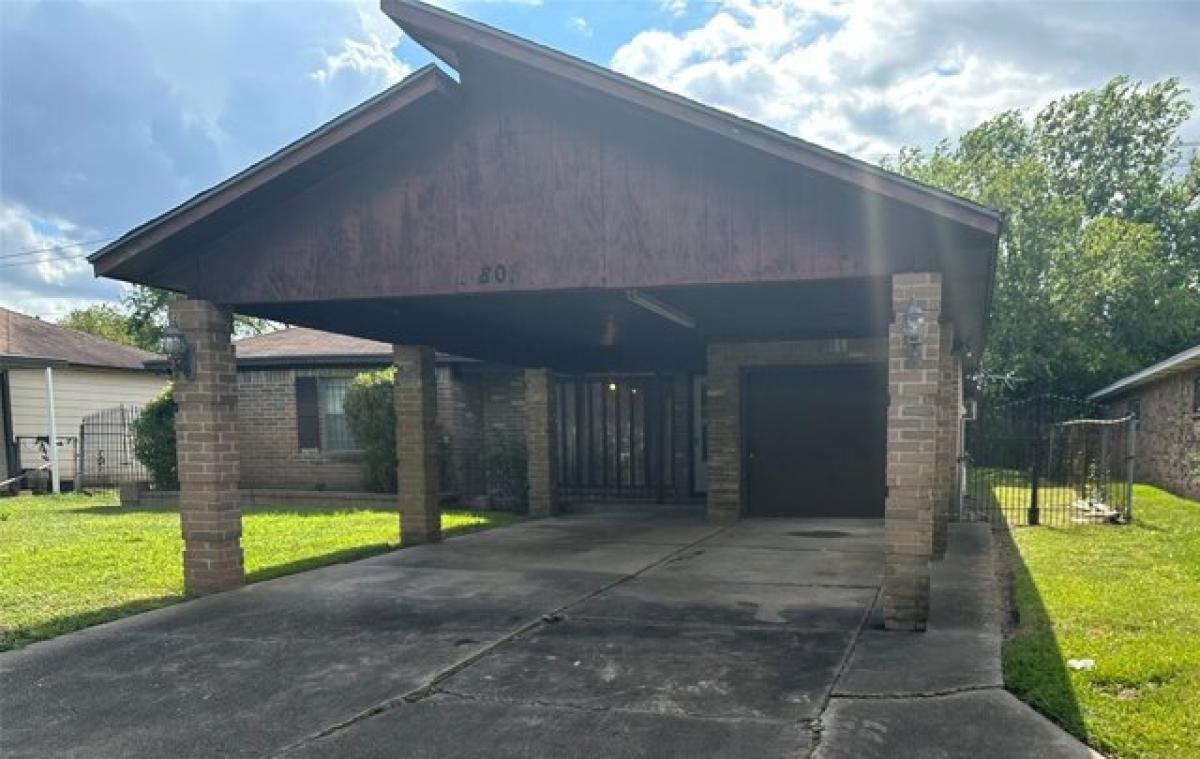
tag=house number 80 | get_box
[478,264,510,285]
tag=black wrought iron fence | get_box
[962,393,1137,526]
[78,404,148,490]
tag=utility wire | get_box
[0,254,91,271]
[0,236,115,262]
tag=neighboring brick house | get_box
[230,328,524,497]
[230,327,701,503]
[1090,345,1200,500]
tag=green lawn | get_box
[0,492,519,651]
[1003,484,1200,758]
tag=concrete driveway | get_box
[1,511,1093,758]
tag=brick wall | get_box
[705,338,889,523]
[1110,370,1199,500]
[237,368,365,491]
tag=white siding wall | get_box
[8,367,167,480]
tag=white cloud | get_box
[0,0,416,318]
[0,204,123,320]
[612,0,1200,160]
[568,17,593,38]
[312,36,412,88]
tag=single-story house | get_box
[228,327,536,500]
[1090,344,1200,500]
[88,0,1002,630]
[0,306,164,490]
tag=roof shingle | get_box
[0,307,159,371]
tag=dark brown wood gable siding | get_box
[190,59,989,305]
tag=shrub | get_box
[343,368,397,493]
[131,386,178,490]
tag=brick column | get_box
[394,345,441,545]
[705,344,741,523]
[932,322,957,560]
[884,273,942,631]
[170,299,243,596]
[670,373,692,502]
[525,368,559,517]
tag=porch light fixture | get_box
[625,289,695,329]
[161,324,193,380]
[902,298,926,364]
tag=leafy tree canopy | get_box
[58,286,279,352]
[886,76,1200,398]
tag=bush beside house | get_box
[131,386,178,490]
[343,368,398,493]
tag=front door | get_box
[744,364,886,517]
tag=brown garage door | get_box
[745,364,886,517]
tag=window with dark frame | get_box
[295,375,360,452]
[1193,375,1200,414]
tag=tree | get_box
[59,286,280,352]
[886,76,1200,398]
[57,304,144,348]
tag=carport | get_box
[89,0,1000,630]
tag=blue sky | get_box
[3,0,1199,320]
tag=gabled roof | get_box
[234,327,392,367]
[382,0,1002,235]
[1089,344,1200,402]
[0,307,160,371]
[231,327,465,368]
[90,65,457,276]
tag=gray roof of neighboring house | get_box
[232,327,465,368]
[1089,344,1200,402]
[0,307,160,371]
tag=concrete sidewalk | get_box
[0,514,1096,757]
[814,524,1100,759]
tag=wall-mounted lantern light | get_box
[161,324,193,380]
[902,298,926,364]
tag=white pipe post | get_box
[44,366,60,494]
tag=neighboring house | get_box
[0,307,164,488]
[228,327,694,502]
[230,328,509,497]
[90,1,1002,629]
[1091,345,1200,500]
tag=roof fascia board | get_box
[1089,345,1200,402]
[383,0,1001,236]
[91,65,457,277]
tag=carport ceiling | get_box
[242,278,891,373]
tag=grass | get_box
[1002,484,1200,758]
[0,492,520,651]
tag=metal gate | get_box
[962,393,1137,526]
[78,404,149,489]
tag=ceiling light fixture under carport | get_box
[624,289,696,329]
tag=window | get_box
[319,377,358,452]
[1128,398,1141,420]
[1193,375,1200,414]
[295,375,359,452]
